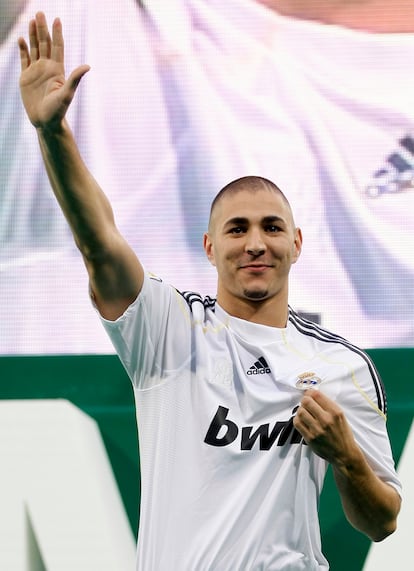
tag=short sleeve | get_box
[339,354,402,497]
[100,273,193,390]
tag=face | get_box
[204,188,302,309]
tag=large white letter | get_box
[0,400,136,571]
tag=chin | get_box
[243,289,269,300]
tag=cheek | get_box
[215,253,234,275]
[215,241,241,269]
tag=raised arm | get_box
[18,12,143,320]
[293,389,401,542]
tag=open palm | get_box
[18,12,89,129]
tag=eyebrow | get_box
[223,215,287,227]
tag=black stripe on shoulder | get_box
[178,290,217,312]
[288,307,387,415]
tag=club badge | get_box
[295,372,322,391]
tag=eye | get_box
[228,226,245,234]
[265,224,281,233]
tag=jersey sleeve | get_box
[99,272,193,390]
[339,352,402,497]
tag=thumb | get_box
[64,64,91,102]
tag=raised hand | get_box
[18,12,90,130]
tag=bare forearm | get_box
[37,119,143,318]
[37,119,116,259]
[19,12,143,320]
[294,390,401,542]
[333,447,401,542]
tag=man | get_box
[19,12,401,570]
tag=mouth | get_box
[239,264,272,273]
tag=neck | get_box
[217,292,289,328]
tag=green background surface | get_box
[1,349,412,570]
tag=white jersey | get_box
[101,272,401,571]
[3,0,414,353]
[140,0,414,348]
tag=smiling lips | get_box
[239,264,273,272]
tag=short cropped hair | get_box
[208,176,292,231]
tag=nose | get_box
[245,228,266,256]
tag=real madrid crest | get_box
[295,372,322,391]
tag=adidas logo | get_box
[365,134,414,198]
[247,357,271,375]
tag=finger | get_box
[293,409,313,442]
[300,392,326,421]
[35,12,51,59]
[62,65,91,106]
[28,18,39,62]
[294,406,329,446]
[68,65,91,89]
[18,37,30,71]
[303,388,336,409]
[294,406,314,431]
[51,17,64,64]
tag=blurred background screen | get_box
[1,0,414,354]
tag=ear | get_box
[292,228,303,264]
[203,232,216,267]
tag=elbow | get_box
[370,494,401,543]
[370,517,398,543]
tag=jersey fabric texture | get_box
[4,1,414,353]
[101,273,401,571]
[141,0,414,348]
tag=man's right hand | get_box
[18,11,90,131]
